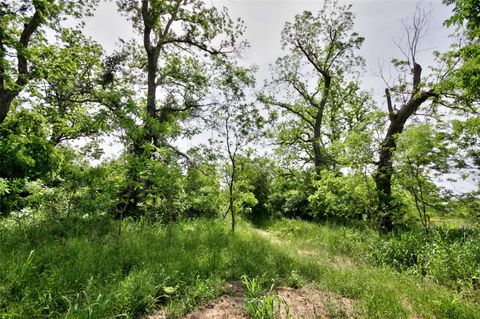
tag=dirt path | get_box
[148,285,354,319]
[147,228,356,319]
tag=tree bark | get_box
[120,0,160,215]
[374,63,436,230]
[295,40,332,177]
[312,74,331,176]
[0,10,41,123]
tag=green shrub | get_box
[309,171,372,221]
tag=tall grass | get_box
[0,217,295,318]
[267,219,480,317]
[267,219,480,290]
[1,216,479,318]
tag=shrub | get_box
[309,171,372,221]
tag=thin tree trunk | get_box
[168,215,174,247]
[230,174,235,233]
[228,151,236,233]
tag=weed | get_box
[242,275,289,319]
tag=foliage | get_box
[0,0,100,122]
[0,1,479,318]
[111,0,250,218]
[30,28,111,146]
[227,155,274,223]
[2,216,480,318]
[394,124,452,233]
[309,171,372,221]
[444,0,480,40]
[268,168,316,220]
[260,0,367,173]
[0,110,62,214]
[183,165,223,219]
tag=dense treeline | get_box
[1,0,478,231]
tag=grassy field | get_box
[1,216,479,318]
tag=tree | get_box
[0,0,98,123]
[260,0,364,176]
[221,105,262,233]
[374,7,439,230]
[115,0,247,216]
[207,64,260,232]
[395,124,451,234]
[29,29,111,147]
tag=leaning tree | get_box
[374,7,442,230]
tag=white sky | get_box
[83,0,454,101]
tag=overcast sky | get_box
[83,0,454,102]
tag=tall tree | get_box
[260,1,364,176]
[374,8,440,230]
[116,0,246,215]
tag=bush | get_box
[183,166,223,219]
[309,171,373,221]
[268,169,315,220]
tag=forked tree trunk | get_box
[375,63,436,230]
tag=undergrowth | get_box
[0,217,295,318]
[1,216,479,318]
[267,219,480,290]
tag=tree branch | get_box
[385,88,395,119]
[295,40,329,79]
[260,95,315,128]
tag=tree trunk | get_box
[374,63,436,230]
[374,117,405,230]
[0,92,15,123]
[117,2,160,217]
[231,196,235,233]
[229,160,236,233]
[312,75,331,177]
[0,10,41,123]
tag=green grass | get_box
[264,219,480,318]
[242,275,288,319]
[1,216,479,318]
[0,217,296,318]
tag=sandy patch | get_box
[147,282,356,319]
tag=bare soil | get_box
[147,281,355,319]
